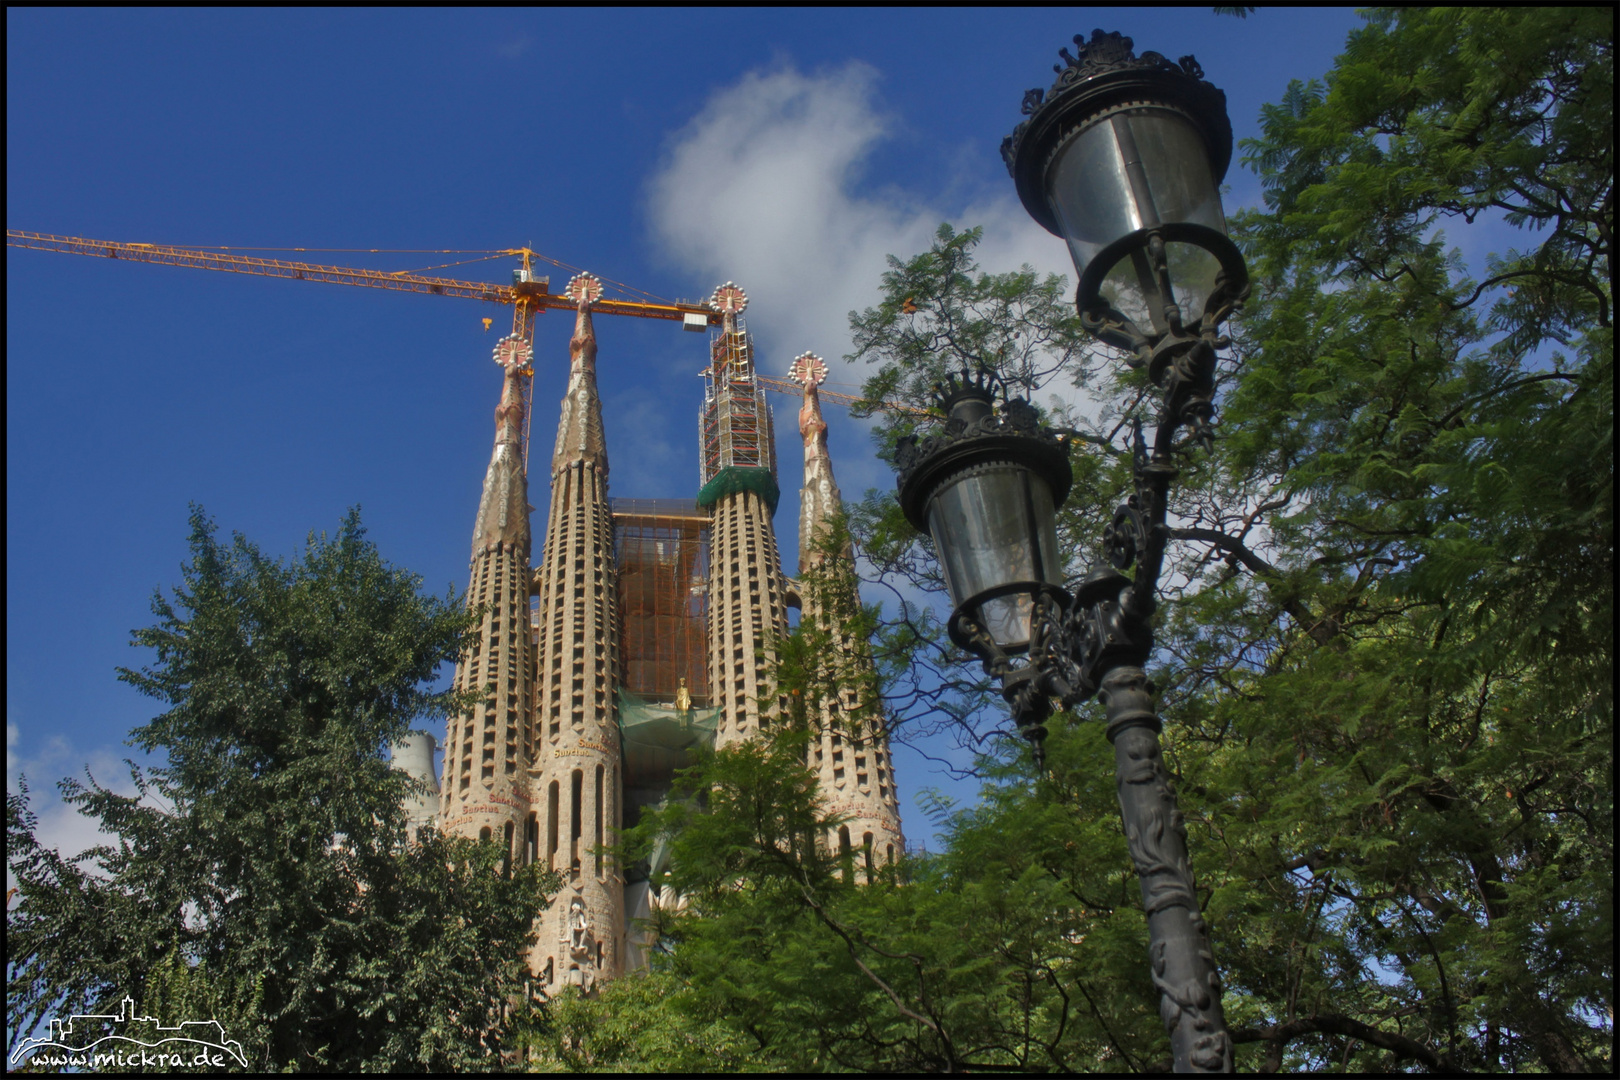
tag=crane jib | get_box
[7,230,923,440]
[6,230,717,324]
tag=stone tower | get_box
[390,732,441,834]
[528,273,624,992]
[788,353,905,874]
[430,275,904,997]
[697,283,792,749]
[438,332,536,858]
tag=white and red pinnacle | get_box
[788,352,828,388]
[493,334,533,370]
[709,281,748,315]
[565,271,604,307]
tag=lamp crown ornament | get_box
[1047,29,1205,90]
[1001,28,1232,233]
[933,362,1004,422]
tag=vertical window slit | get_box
[547,780,560,870]
[570,769,583,875]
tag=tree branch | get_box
[1170,527,1283,579]
[1230,1013,1454,1072]
[1170,526,1342,643]
[1430,371,1581,431]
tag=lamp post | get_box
[892,30,1248,1073]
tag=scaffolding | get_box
[612,498,717,809]
[611,499,712,706]
[699,316,776,486]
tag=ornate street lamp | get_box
[893,30,1248,1074]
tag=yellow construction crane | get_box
[6,230,722,467]
[6,230,931,458]
[3,231,715,326]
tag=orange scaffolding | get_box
[611,499,712,705]
[699,318,775,485]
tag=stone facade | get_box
[433,284,904,997]
[791,356,905,874]
[438,337,535,866]
[526,293,624,990]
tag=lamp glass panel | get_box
[1097,242,1225,334]
[927,463,1062,650]
[1047,107,1226,328]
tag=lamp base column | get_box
[1101,665,1231,1073]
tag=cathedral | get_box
[392,275,904,996]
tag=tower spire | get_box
[553,273,608,476]
[470,336,533,552]
[699,282,790,749]
[441,333,537,872]
[787,351,906,877]
[789,352,844,570]
[529,269,625,991]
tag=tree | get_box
[1181,9,1612,1071]
[418,11,1615,1072]
[840,8,1612,1072]
[6,507,559,1072]
[524,967,771,1072]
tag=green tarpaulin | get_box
[696,466,780,515]
[617,689,718,790]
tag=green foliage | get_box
[1165,10,1614,1070]
[525,971,770,1072]
[6,508,559,1072]
[829,8,1612,1073]
[849,222,1095,444]
[573,722,1187,1072]
[773,512,889,741]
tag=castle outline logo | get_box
[8,995,248,1071]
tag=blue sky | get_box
[7,8,1370,856]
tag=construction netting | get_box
[617,689,718,791]
[612,499,712,703]
[696,465,780,515]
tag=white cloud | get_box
[645,60,1086,573]
[647,61,1071,380]
[7,723,159,892]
